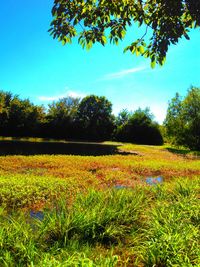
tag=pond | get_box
[0,139,122,156]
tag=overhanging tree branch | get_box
[49,0,200,66]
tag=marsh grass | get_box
[0,144,199,266]
[149,182,199,265]
[0,178,199,266]
[38,189,146,248]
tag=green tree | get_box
[0,91,13,134]
[76,95,114,140]
[164,93,185,145]
[49,0,200,66]
[47,96,81,138]
[164,87,200,150]
[183,87,200,149]
[116,108,163,145]
[0,90,46,137]
[8,97,46,136]
[115,109,132,127]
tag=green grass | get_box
[0,178,199,266]
[0,143,200,266]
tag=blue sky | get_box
[0,0,199,123]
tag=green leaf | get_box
[184,33,190,40]
[139,46,145,54]
[135,47,140,56]
[114,37,119,45]
[86,40,93,50]
[151,60,156,69]
[131,46,136,54]
[101,36,107,45]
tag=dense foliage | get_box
[0,91,46,137]
[49,0,200,66]
[76,95,114,140]
[0,91,162,145]
[1,87,200,149]
[115,108,163,145]
[164,86,200,150]
[46,96,81,138]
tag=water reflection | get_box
[0,140,122,156]
[146,176,163,185]
[30,210,44,221]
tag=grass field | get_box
[0,142,199,266]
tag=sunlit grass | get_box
[0,179,199,266]
[0,143,199,266]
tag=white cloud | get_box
[102,65,147,80]
[67,91,86,99]
[38,90,86,101]
[112,102,167,124]
[150,104,167,124]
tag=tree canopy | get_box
[76,95,115,140]
[164,86,200,150]
[49,0,200,66]
[115,108,163,145]
[0,91,45,137]
[47,97,80,138]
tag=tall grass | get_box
[143,181,200,266]
[38,188,146,247]
[0,178,199,266]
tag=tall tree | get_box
[0,90,46,137]
[47,96,81,138]
[8,97,45,136]
[76,95,114,140]
[49,0,200,66]
[0,91,13,135]
[181,87,200,150]
[164,93,185,145]
[164,87,200,150]
[116,108,163,145]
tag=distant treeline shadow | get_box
[0,140,125,156]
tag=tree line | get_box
[0,91,163,145]
[0,86,199,149]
